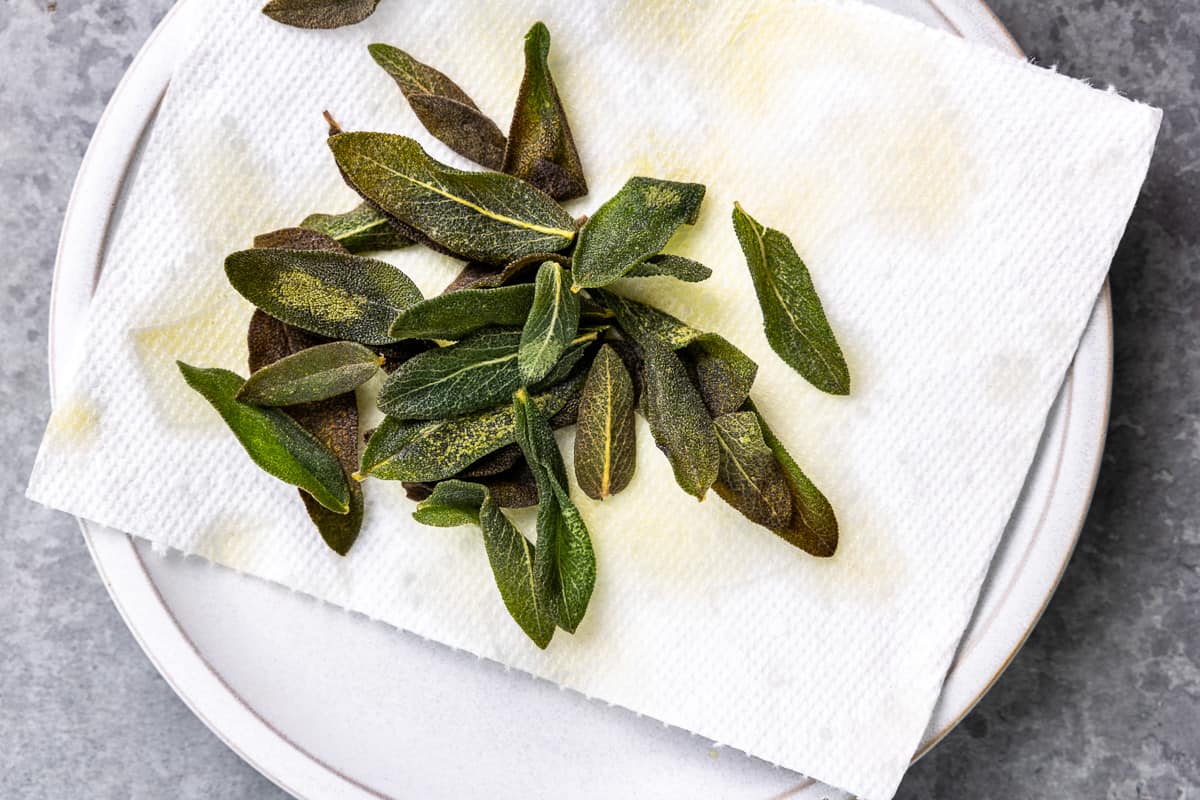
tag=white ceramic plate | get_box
[48,2,1109,797]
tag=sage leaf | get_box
[225,248,423,345]
[368,44,507,170]
[359,370,586,481]
[378,327,596,420]
[638,337,719,500]
[253,227,348,253]
[711,412,792,529]
[443,252,568,293]
[590,288,698,348]
[388,284,534,340]
[732,203,850,395]
[519,261,580,384]
[247,312,363,556]
[407,459,539,510]
[573,345,636,500]
[413,480,555,648]
[514,389,595,633]
[329,133,576,264]
[177,362,350,515]
[300,202,414,252]
[261,0,379,29]
[625,254,712,283]
[237,341,381,406]
[746,401,839,557]
[502,22,587,201]
[571,177,706,289]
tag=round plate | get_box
[49,2,1108,797]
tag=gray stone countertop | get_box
[2,1,1196,797]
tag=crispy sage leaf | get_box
[253,227,348,253]
[624,254,712,283]
[237,341,381,406]
[443,252,569,294]
[514,389,595,633]
[638,337,719,500]
[261,0,379,29]
[519,262,580,384]
[368,44,507,170]
[413,480,555,648]
[746,401,840,557]
[247,312,363,555]
[177,362,350,514]
[573,345,636,500]
[406,459,539,509]
[378,327,596,419]
[711,412,792,529]
[732,203,850,395]
[502,22,587,201]
[388,285,534,340]
[590,289,698,348]
[359,370,586,481]
[329,133,576,264]
[571,178,706,289]
[225,248,423,345]
[300,202,414,252]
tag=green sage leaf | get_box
[225,248,423,345]
[237,341,381,407]
[518,261,580,384]
[624,254,712,283]
[389,284,535,340]
[571,177,706,289]
[514,389,595,633]
[368,44,507,170]
[732,203,850,395]
[573,345,636,500]
[638,337,719,500]
[300,202,414,252]
[261,0,379,29]
[378,327,596,419]
[329,133,576,264]
[443,252,568,293]
[253,227,348,253]
[502,22,587,201]
[590,288,698,348]
[711,412,792,529]
[177,362,350,515]
[359,370,586,481]
[746,401,839,557]
[413,480,555,648]
[247,312,363,555]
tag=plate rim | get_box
[46,2,1110,797]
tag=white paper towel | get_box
[28,1,1159,797]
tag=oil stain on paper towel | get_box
[44,396,100,448]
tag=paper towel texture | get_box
[28,1,1158,797]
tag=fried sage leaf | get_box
[589,288,698,348]
[177,362,350,514]
[519,261,580,384]
[237,341,381,407]
[225,248,423,345]
[443,252,568,293]
[624,254,712,283]
[514,389,595,633]
[378,327,596,419]
[247,312,363,555]
[574,345,636,500]
[746,401,839,557]
[732,203,850,395]
[571,178,706,289]
[261,0,379,29]
[368,44,507,170]
[638,337,719,500]
[360,370,586,481]
[253,227,349,253]
[300,202,414,252]
[414,480,555,648]
[711,412,792,529]
[502,22,587,201]
[329,133,576,264]
[388,284,534,340]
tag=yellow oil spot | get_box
[273,271,365,322]
[192,511,269,570]
[45,396,100,447]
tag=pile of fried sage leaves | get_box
[178,21,849,648]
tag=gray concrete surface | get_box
[2,1,1196,797]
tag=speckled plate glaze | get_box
[48,1,1109,797]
